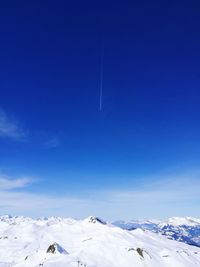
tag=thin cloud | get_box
[0,108,27,140]
[0,176,32,190]
[44,137,61,148]
[1,174,200,219]
[106,176,199,201]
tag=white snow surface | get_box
[159,217,200,227]
[0,215,200,267]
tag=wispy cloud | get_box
[0,108,26,140]
[44,137,61,148]
[1,173,200,220]
[0,175,92,218]
[99,175,200,219]
[105,176,200,201]
[0,176,32,190]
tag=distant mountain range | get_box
[113,217,200,247]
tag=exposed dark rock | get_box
[47,244,56,254]
[136,248,144,258]
[46,242,68,255]
[88,216,106,224]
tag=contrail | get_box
[99,41,104,111]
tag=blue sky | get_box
[0,0,200,220]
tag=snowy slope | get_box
[161,217,200,227]
[0,216,200,267]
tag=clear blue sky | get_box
[0,0,200,220]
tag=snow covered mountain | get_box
[113,219,160,231]
[113,217,200,247]
[1,216,200,266]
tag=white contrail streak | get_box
[99,41,104,111]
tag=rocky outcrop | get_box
[46,242,68,255]
[88,216,106,225]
